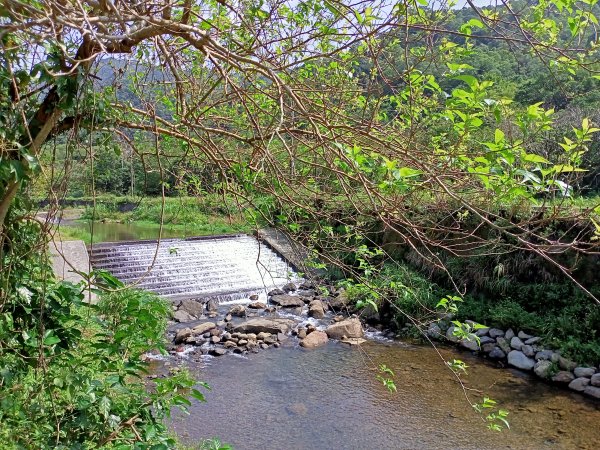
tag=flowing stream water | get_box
[172,339,600,450]
[80,224,600,449]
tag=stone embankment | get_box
[427,321,600,401]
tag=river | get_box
[169,335,599,449]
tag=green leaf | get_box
[44,335,61,346]
[494,129,505,143]
[9,161,26,181]
[191,389,207,402]
[522,153,550,164]
[398,167,422,178]
[467,18,484,29]
[454,75,478,89]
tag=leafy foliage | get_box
[0,217,208,447]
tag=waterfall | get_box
[89,235,296,302]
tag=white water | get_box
[89,235,298,302]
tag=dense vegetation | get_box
[2,0,600,446]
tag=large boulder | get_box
[507,350,535,371]
[233,318,295,335]
[270,294,304,308]
[534,360,553,379]
[228,305,246,317]
[308,300,326,319]
[574,367,596,378]
[552,371,575,384]
[248,301,267,309]
[173,309,195,323]
[300,330,328,348]
[325,318,364,339]
[568,377,590,392]
[178,299,205,318]
[206,299,219,312]
[584,386,600,399]
[192,322,217,335]
[174,327,193,344]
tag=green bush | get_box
[0,218,208,448]
[339,263,444,331]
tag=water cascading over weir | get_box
[88,234,298,303]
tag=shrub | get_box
[0,235,208,449]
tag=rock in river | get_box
[228,305,246,317]
[210,348,227,357]
[282,282,297,293]
[568,377,590,392]
[192,322,217,335]
[248,301,267,309]
[534,360,552,379]
[173,309,195,323]
[174,327,193,344]
[325,318,364,339]
[178,298,205,318]
[574,367,596,378]
[206,299,219,312]
[341,337,366,346]
[552,371,575,384]
[507,350,535,371]
[270,294,304,308]
[234,318,296,335]
[308,300,326,319]
[300,330,328,348]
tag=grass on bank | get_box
[54,219,253,244]
[45,194,260,243]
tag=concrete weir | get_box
[88,234,297,302]
[256,228,314,275]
